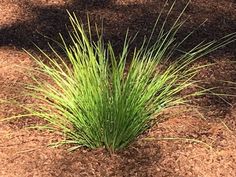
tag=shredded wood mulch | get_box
[0,0,236,176]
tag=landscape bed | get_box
[0,0,236,176]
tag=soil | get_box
[0,0,236,176]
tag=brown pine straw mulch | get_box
[0,0,236,176]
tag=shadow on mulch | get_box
[47,142,162,176]
[0,0,235,57]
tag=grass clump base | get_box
[26,1,236,153]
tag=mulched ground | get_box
[0,0,236,176]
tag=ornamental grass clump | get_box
[26,1,236,153]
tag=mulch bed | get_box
[0,0,236,176]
